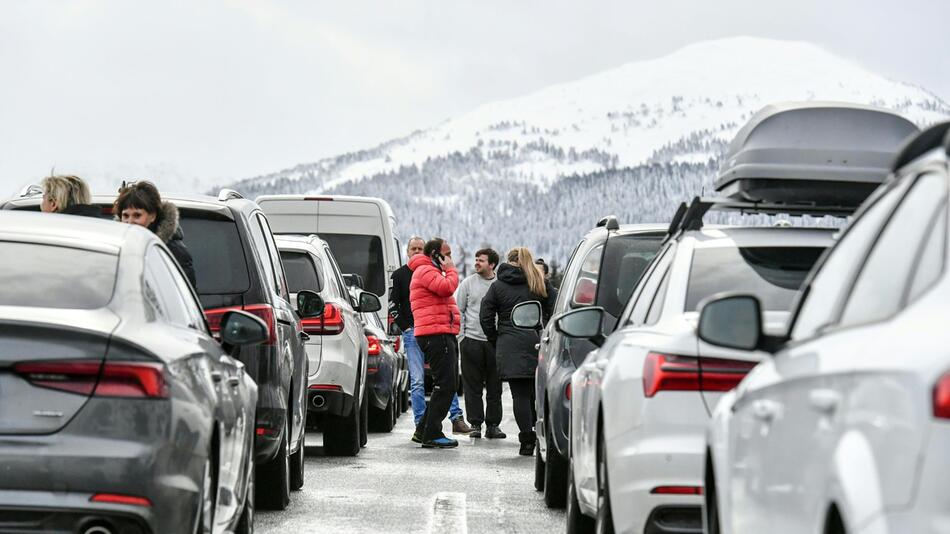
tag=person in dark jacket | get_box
[114,181,197,288]
[40,175,100,217]
[480,247,555,456]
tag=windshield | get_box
[685,246,825,311]
[319,233,385,297]
[0,242,117,309]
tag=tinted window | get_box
[0,242,117,309]
[178,216,250,295]
[628,244,676,325]
[155,247,207,331]
[553,239,586,313]
[144,246,193,327]
[686,247,825,312]
[281,251,324,293]
[596,234,663,317]
[840,174,947,327]
[320,233,385,297]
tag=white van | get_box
[256,195,403,327]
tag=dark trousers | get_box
[460,337,503,427]
[508,378,536,444]
[417,334,459,441]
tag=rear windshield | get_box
[280,251,324,293]
[177,216,251,295]
[686,246,825,311]
[596,234,663,316]
[320,233,385,297]
[0,242,117,309]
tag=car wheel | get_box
[594,435,615,534]
[369,392,396,433]
[543,420,568,508]
[359,386,369,447]
[256,415,291,510]
[235,461,255,534]
[534,445,545,492]
[566,451,595,534]
[390,389,399,426]
[400,386,409,413]
[290,428,305,491]
[323,395,360,456]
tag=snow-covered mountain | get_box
[222,37,950,268]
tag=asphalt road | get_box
[257,388,564,534]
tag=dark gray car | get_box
[533,218,665,508]
[0,211,263,534]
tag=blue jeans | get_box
[404,327,462,425]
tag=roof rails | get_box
[891,121,950,172]
[18,184,42,197]
[596,215,620,231]
[217,188,244,202]
[662,196,854,243]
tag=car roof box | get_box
[715,102,919,208]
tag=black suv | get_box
[534,216,665,508]
[1,188,309,511]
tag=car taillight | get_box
[204,304,277,345]
[367,335,381,356]
[933,371,950,419]
[394,336,401,352]
[565,383,572,400]
[14,361,167,398]
[572,277,597,306]
[651,486,703,495]
[642,352,756,398]
[90,493,152,507]
[301,303,345,335]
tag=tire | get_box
[594,435,615,534]
[235,461,255,534]
[359,386,369,447]
[256,416,291,510]
[370,393,396,433]
[196,457,216,534]
[543,419,568,508]
[290,429,305,491]
[534,445,546,492]
[566,452,595,534]
[324,397,360,456]
[402,387,410,413]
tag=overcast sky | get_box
[2,0,948,195]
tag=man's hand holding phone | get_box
[441,255,455,271]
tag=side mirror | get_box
[387,321,403,337]
[343,273,364,289]
[555,307,606,346]
[220,310,269,347]
[356,291,382,313]
[511,301,543,329]
[297,290,326,319]
[697,294,762,351]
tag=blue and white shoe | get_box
[421,436,459,448]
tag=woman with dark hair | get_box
[115,181,197,288]
[480,247,555,456]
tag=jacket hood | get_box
[112,200,182,243]
[60,203,101,218]
[497,263,527,285]
[408,253,433,271]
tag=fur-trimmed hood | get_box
[115,201,183,243]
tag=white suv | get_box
[701,122,950,533]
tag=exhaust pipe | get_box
[80,524,115,534]
[311,395,326,409]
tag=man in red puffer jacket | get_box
[410,237,464,448]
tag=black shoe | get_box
[485,425,507,439]
[470,424,482,439]
[411,430,423,444]
[422,436,459,449]
[519,441,535,456]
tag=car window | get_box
[246,213,277,296]
[686,246,824,312]
[144,246,193,328]
[281,250,324,293]
[0,242,117,309]
[906,201,947,303]
[155,246,207,331]
[791,177,913,340]
[177,215,250,295]
[324,246,350,298]
[645,263,672,325]
[553,239,586,313]
[839,173,947,327]
[257,214,288,299]
[319,233,386,298]
[570,244,603,308]
[596,234,663,317]
[628,244,676,325]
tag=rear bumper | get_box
[307,388,356,419]
[307,344,359,398]
[0,490,153,534]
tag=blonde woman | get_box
[40,175,98,217]
[479,247,555,456]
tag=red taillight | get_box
[309,384,342,391]
[90,493,152,507]
[565,383,572,400]
[367,335,381,356]
[394,336,401,352]
[255,426,279,437]
[205,304,276,345]
[642,352,756,398]
[301,303,345,335]
[573,277,597,306]
[651,486,703,495]
[14,361,167,398]
[934,371,950,419]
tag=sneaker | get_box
[469,424,482,439]
[452,417,474,435]
[485,425,507,439]
[519,441,535,456]
[422,436,459,449]
[411,430,423,444]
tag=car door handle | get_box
[211,370,223,383]
[752,399,779,421]
[227,376,241,388]
[809,389,841,414]
[300,331,311,342]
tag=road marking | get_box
[427,492,468,534]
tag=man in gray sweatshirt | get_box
[455,248,506,439]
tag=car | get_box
[533,217,666,507]
[0,210,289,534]
[702,122,950,534]
[359,307,405,433]
[1,189,312,510]
[275,234,375,456]
[256,194,404,328]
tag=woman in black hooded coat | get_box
[480,247,555,455]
